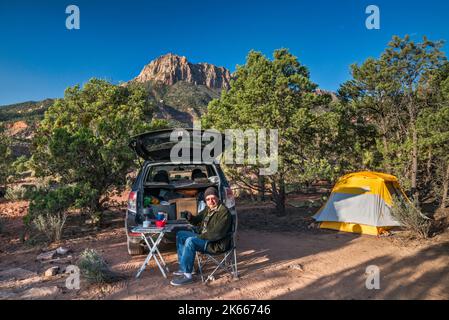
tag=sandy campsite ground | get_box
[1,195,449,300]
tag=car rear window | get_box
[146,164,213,183]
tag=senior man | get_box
[171,187,232,286]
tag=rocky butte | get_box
[132,53,231,91]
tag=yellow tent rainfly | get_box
[313,172,408,236]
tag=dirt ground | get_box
[1,196,449,300]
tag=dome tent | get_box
[313,172,408,235]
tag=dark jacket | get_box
[189,202,233,254]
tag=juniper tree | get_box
[31,79,167,216]
[340,35,446,201]
[203,49,334,215]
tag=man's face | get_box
[205,194,219,209]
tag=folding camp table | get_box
[132,223,191,279]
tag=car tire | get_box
[127,240,144,256]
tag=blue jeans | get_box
[176,230,208,274]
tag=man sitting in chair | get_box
[171,187,232,286]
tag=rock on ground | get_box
[37,250,56,261]
[20,286,60,300]
[44,266,60,277]
[0,268,37,281]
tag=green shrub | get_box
[26,185,81,242]
[0,125,14,188]
[77,249,125,284]
[391,196,432,239]
[5,185,29,201]
[32,212,67,242]
[5,180,59,202]
[12,156,30,175]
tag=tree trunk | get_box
[274,189,286,216]
[257,172,265,202]
[249,190,256,202]
[440,162,449,211]
[382,135,391,173]
[425,148,433,185]
[410,121,419,201]
[380,119,391,173]
[270,176,286,216]
[88,194,104,222]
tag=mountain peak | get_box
[132,53,231,90]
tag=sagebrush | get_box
[26,185,81,242]
[77,249,126,284]
[32,212,67,242]
[391,196,432,239]
[5,185,29,201]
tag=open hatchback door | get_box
[129,128,227,162]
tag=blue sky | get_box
[0,0,448,105]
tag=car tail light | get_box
[128,191,137,213]
[128,232,142,237]
[224,187,236,209]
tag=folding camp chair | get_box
[196,214,239,283]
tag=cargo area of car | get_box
[141,164,220,222]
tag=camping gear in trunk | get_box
[169,198,198,220]
[177,189,199,197]
[151,202,177,221]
